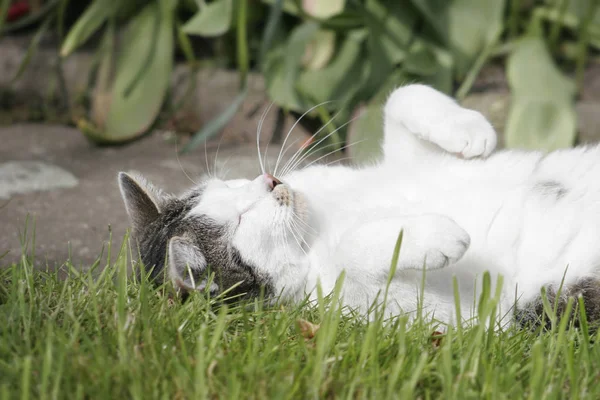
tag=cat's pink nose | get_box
[264,173,282,191]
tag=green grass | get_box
[1,237,600,399]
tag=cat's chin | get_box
[274,185,308,224]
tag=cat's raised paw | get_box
[428,109,497,159]
[384,84,498,159]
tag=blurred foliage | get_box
[3,0,600,157]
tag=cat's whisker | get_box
[281,140,347,177]
[287,221,308,256]
[256,102,275,175]
[175,139,198,185]
[272,136,304,178]
[288,215,312,248]
[213,132,226,180]
[204,137,212,179]
[275,218,292,264]
[290,220,311,252]
[300,140,366,171]
[279,110,356,176]
[273,101,334,177]
[281,116,361,176]
[279,108,344,177]
[322,156,354,167]
[292,221,315,238]
[291,210,317,235]
[220,168,232,180]
[283,217,304,253]
[217,155,233,180]
[277,222,293,266]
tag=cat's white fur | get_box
[186,84,600,324]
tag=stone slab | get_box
[0,123,309,269]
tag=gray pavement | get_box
[0,123,309,268]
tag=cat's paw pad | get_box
[427,109,497,159]
[412,216,471,269]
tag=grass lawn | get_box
[1,237,600,399]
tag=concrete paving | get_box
[0,122,310,268]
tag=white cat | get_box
[119,84,600,327]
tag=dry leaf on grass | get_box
[297,318,320,339]
[431,331,445,348]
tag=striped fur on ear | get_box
[118,172,170,233]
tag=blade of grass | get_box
[20,355,32,400]
[383,230,403,310]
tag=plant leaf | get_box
[418,45,453,94]
[123,3,161,97]
[506,100,577,150]
[364,0,416,65]
[347,71,407,164]
[259,0,284,68]
[302,0,345,19]
[403,40,439,76]
[60,0,112,57]
[297,29,367,106]
[537,2,600,50]
[90,21,115,130]
[265,22,319,111]
[505,35,577,150]
[183,0,232,37]
[360,1,410,100]
[409,0,506,79]
[302,29,335,70]
[87,0,174,143]
[261,0,300,16]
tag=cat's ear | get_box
[118,172,167,231]
[168,236,219,295]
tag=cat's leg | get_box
[334,214,470,277]
[383,84,497,162]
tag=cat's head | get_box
[118,171,310,301]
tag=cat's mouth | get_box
[272,184,293,207]
[236,185,296,225]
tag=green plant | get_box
[62,0,178,143]
[5,0,600,153]
[127,0,600,157]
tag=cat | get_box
[118,84,600,328]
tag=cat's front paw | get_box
[427,109,497,159]
[407,215,471,269]
[384,84,497,159]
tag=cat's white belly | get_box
[289,145,600,322]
